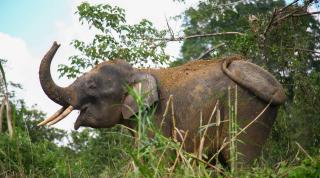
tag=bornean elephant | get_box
[38,42,286,167]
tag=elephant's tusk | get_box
[37,107,66,126]
[47,105,74,126]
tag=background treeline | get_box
[1,0,320,177]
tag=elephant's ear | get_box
[122,73,159,119]
[222,58,286,105]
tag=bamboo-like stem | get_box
[154,142,170,177]
[198,111,203,159]
[228,86,235,172]
[185,152,224,174]
[227,86,239,174]
[198,101,219,158]
[169,131,189,176]
[6,98,13,139]
[295,142,314,161]
[233,101,271,139]
[161,95,173,129]
[234,85,238,172]
[0,98,5,133]
[215,107,221,168]
[171,96,177,142]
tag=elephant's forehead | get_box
[92,61,111,70]
[92,60,129,71]
[88,62,116,75]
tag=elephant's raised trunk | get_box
[39,42,75,106]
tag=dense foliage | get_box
[1,0,320,177]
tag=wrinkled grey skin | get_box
[39,42,286,167]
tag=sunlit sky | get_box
[0,1,69,53]
[0,0,196,131]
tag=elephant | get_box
[38,42,286,167]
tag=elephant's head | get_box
[38,42,158,130]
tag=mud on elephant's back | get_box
[222,58,286,105]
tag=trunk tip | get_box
[53,41,61,48]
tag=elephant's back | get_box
[142,57,241,90]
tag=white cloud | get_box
[308,5,320,23]
[0,33,38,103]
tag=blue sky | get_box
[0,0,69,52]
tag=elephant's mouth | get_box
[37,103,97,130]
[74,107,87,130]
[37,105,87,130]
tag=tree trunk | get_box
[6,99,13,138]
[0,99,5,133]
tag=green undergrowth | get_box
[1,130,319,178]
[1,88,320,177]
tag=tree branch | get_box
[165,16,175,39]
[278,0,299,13]
[151,32,244,42]
[263,8,278,36]
[284,47,320,54]
[266,45,320,54]
[272,9,300,25]
[195,43,225,60]
[292,11,320,17]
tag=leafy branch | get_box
[58,3,169,79]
